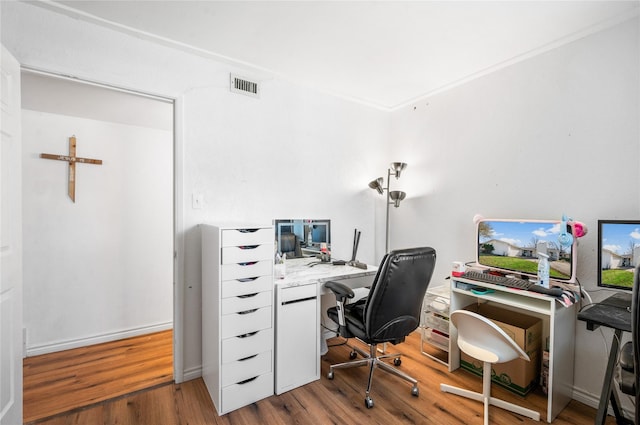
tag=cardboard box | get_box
[459,303,542,396]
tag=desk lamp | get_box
[368,162,407,252]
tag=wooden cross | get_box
[40,136,103,203]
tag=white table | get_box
[274,258,377,394]
[449,276,576,423]
[277,258,377,294]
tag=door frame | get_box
[1,43,24,425]
[20,66,185,383]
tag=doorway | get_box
[20,70,176,418]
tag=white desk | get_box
[449,277,576,423]
[277,258,377,294]
[274,258,377,394]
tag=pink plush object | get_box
[573,221,588,238]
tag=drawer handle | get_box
[237,331,258,338]
[238,261,257,266]
[237,277,258,283]
[238,293,258,299]
[282,296,316,306]
[239,354,258,361]
[236,376,258,385]
[238,229,259,233]
[238,245,259,250]
[238,308,258,315]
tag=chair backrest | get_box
[451,310,529,364]
[279,233,302,258]
[363,247,436,344]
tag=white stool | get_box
[440,310,540,424]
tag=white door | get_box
[0,45,23,425]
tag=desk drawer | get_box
[278,283,317,304]
[222,228,273,247]
[221,350,272,387]
[222,244,273,264]
[221,306,272,339]
[222,261,272,281]
[222,328,273,364]
[424,312,450,335]
[221,372,273,414]
[222,276,273,298]
[423,328,449,350]
[221,291,272,315]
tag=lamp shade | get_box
[389,190,406,207]
[368,177,384,195]
[390,162,407,179]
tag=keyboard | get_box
[461,271,563,296]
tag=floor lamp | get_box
[368,162,407,253]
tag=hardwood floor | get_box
[27,331,620,425]
[23,330,173,423]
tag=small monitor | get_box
[310,222,329,247]
[476,218,577,283]
[597,220,640,291]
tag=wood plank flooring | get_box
[27,330,620,425]
[23,330,173,423]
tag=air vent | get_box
[230,74,259,98]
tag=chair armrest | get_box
[619,341,636,396]
[325,280,355,303]
[620,341,634,371]
[325,280,356,332]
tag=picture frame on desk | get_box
[597,219,640,290]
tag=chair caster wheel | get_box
[327,371,334,380]
[411,385,419,397]
[394,357,401,366]
[349,351,357,360]
[364,397,374,408]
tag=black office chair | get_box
[279,233,303,258]
[618,265,639,424]
[324,247,436,408]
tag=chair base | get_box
[440,362,540,424]
[327,341,418,408]
[440,384,540,423]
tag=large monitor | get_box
[274,219,331,256]
[597,220,640,291]
[476,218,577,283]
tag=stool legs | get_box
[440,361,540,424]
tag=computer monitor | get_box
[476,218,577,283]
[274,219,331,255]
[597,220,640,291]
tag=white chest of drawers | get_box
[201,224,274,415]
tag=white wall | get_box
[21,109,173,354]
[181,79,388,377]
[390,16,639,407]
[1,1,389,378]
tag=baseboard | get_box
[26,322,173,357]
[571,386,600,410]
[572,385,635,419]
[183,365,202,382]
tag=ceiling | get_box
[37,1,640,110]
